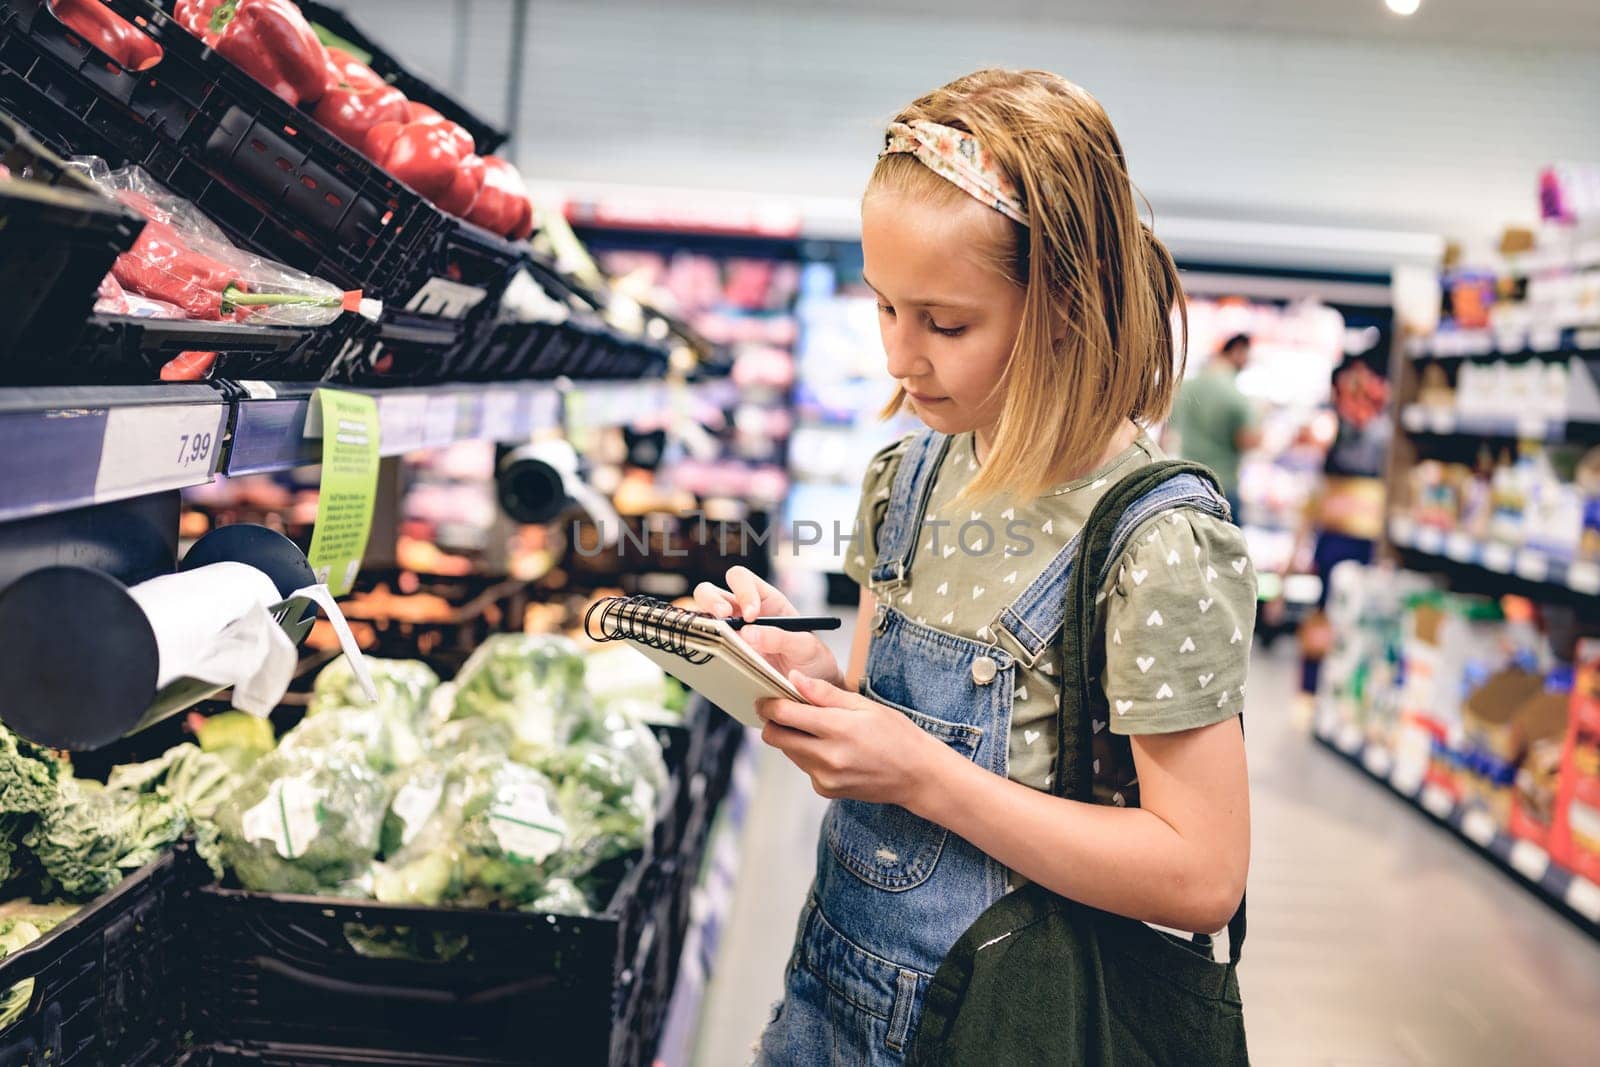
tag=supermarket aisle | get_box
[695,644,1600,1066]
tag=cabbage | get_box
[215,747,390,895]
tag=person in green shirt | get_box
[1168,333,1262,519]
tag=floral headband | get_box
[880,120,1029,227]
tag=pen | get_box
[724,615,842,632]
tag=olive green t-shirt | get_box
[1168,365,1257,496]
[843,431,1255,801]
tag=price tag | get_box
[1567,876,1600,923]
[1389,515,1416,546]
[1482,543,1515,572]
[1420,784,1455,820]
[1401,406,1427,433]
[1460,808,1498,848]
[1446,533,1476,562]
[1493,329,1526,355]
[306,389,380,597]
[480,389,523,442]
[1336,723,1363,755]
[1566,560,1600,595]
[1415,527,1445,555]
[1389,765,1425,797]
[1427,409,1457,434]
[1508,840,1552,882]
[1515,549,1550,584]
[422,394,459,448]
[95,403,228,501]
[1361,745,1393,779]
[378,394,427,455]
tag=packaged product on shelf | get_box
[1551,639,1600,882]
[1459,667,1571,824]
[69,158,348,327]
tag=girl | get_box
[695,69,1253,1064]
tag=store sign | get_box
[305,389,381,596]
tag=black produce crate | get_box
[295,1,505,156]
[0,106,142,359]
[0,312,354,384]
[0,0,520,332]
[189,849,669,1065]
[321,307,479,385]
[176,916,672,1067]
[0,846,202,1067]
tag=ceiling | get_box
[685,0,1600,51]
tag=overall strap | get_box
[993,471,1228,666]
[869,430,952,590]
[1054,459,1247,964]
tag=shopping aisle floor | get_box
[693,642,1600,1066]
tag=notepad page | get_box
[629,638,801,728]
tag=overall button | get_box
[971,655,998,685]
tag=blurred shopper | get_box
[1169,333,1262,520]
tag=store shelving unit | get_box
[1312,245,1600,937]
[1312,702,1600,940]
[0,377,731,519]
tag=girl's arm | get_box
[759,674,1249,935]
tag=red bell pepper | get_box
[467,155,534,240]
[49,0,163,71]
[365,109,478,205]
[174,0,329,108]
[160,351,219,382]
[313,81,407,151]
[324,45,385,93]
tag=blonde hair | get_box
[867,69,1186,501]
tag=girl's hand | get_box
[694,566,843,688]
[755,671,949,808]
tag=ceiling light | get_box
[1386,0,1421,15]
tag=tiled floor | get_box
[693,642,1600,1066]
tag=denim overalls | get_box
[756,430,1229,1066]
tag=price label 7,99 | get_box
[95,403,228,501]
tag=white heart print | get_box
[1198,598,1214,613]
[1155,683,1174,700]
[937,581,949,596]
[1232,558,1248,574]
[943,545,956,558]
[1131,569,1149,586]
[1024,729,1041,745]
[1179,636,1197,653]
[972,585,985,599]
[1198,673,1214,688]
[1146,610,1164,627]
[1136,656,1155,673]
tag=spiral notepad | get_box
[584,596,806,727]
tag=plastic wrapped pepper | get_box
[113,212,247,321]
[174,0,328,108]
[49,0,163,71]
[467,156,534,240]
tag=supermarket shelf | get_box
[1312,707,1600,942]
[1400,405,1600,445]
[1,377,718,517]
[1387,514,1600,600]
[1407,326,1600,360]
[0,383,229,523]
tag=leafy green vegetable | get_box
[23,781,188,901]
[194,711,276,774]
[0,903,82,1030]
[0,724,64,818]
[214,748,390,895]
[279,705,424,776]
[448,635,590,754]
[310,656,438,728]
[106,743,234,821]
[524,877,590,916]
[373,754,570,909]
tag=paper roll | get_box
[126,562,375,716]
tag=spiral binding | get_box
[583,595,715,664]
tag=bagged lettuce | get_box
[280,704,425,776]
[310,656,438,727]
[215,747,390,895]
[447,635,590,754]
[373,753,569,909]
[23,780,189,901]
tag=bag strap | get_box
[1054,458,1247,963]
